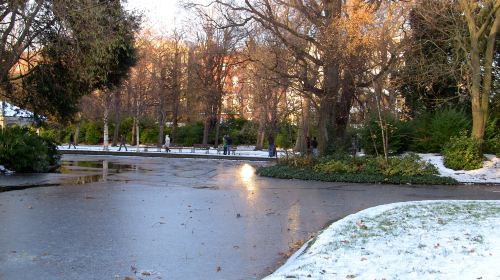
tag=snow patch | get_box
[420,153,500,184]
[265,200,500,280]
[0,165,15,175]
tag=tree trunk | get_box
[317,60,341,155]
[135,121,140,151]
[171,100,179,143]
[202,117,210,145]
[158,111,165,149]
[131,117,136,146]
[318,97,334,155]
[112,91,121,146]
[103,104,109,151]
[73,111,81,145]
[255,106,266,150]
[294,97,310,154]
[112,118,120,147]
[462,1,500,142]
[214,98,223,147]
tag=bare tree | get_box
[208,0,403,155]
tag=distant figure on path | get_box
[68,133,77,149]
[118,134,127,151]
[311,137,318,157]
[223,134,229,155]
[164,134,171,152]
[268,134,275,157]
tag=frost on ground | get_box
[420,154,500,184]
[265,200,500,280]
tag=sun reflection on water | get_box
[239,164,256,191]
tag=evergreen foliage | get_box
[442,131,484,170]
[0,126,60,173]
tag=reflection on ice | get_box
[239,164,256,191]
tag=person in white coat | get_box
[164,134,171,152]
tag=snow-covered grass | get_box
[420,154,500,184]
[265,200,500,280]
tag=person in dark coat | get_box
[68,133,77,149]
[311,137,318,157]
[118,134,127,151]
[268,134,275,157]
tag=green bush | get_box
[410,108,470,153]
[442,131,483,170]
[378,153,438,177]
[140,127,159,144]
[484,118,500,155]
[257,165,457,185]
[0,126,60,172]
[314,159,360,173]
[175,122,204,146]
[313,153,437,177]
[83,122,102,144]
[360,115,412,155]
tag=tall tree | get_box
[210,0,402,154]
[1,0,138,122]
[411,0,500,142]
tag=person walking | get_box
[268,134,275,157]
[68,133,77,149]
[118,134,127,151]
[311,137,318,157]
[164,134,171,152]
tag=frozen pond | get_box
[1,155,499,280]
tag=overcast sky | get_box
[125,0,208,32]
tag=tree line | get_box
[1,0,499,156]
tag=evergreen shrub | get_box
[410,109,470,153]
[442,131,483,170]
[360,115,412,155]
[0,126,60,172]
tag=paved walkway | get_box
[59,149,275,162]
[1,155,499,280]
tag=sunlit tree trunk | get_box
[460,0,500,142]
[294,97,310,154]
